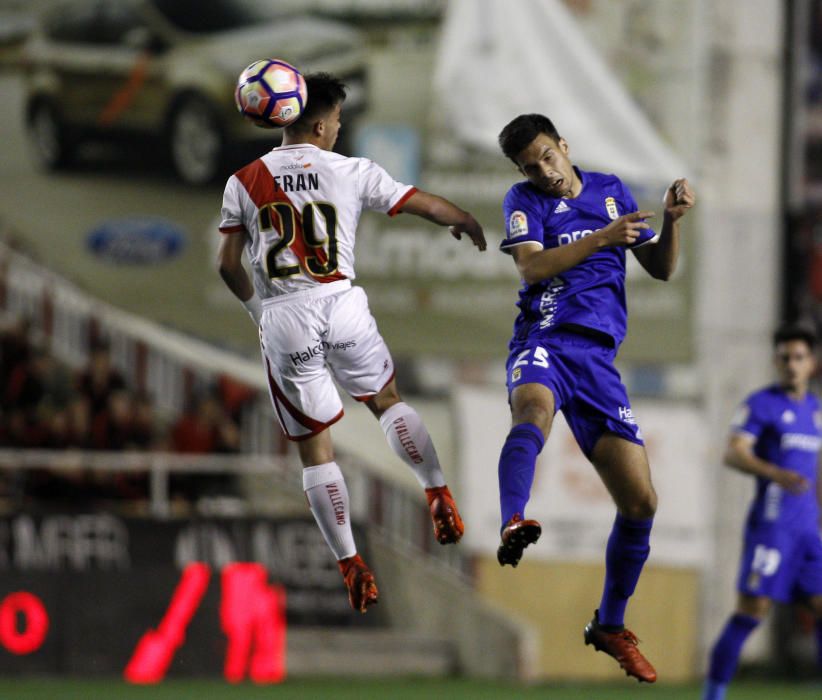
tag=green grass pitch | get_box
[0,679,820,700]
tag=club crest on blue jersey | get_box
[605,196,619,220]
[508,211,528,238]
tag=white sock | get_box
[379,402,446,489]
[303,462,357,561]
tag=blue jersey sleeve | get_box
[500,186,544,255]
[730,394,768,440]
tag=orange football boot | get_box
[425,485,464,544]
[337,554,379,613]
[497,513,541,567]
[584,610,657,683]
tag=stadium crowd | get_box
[0,314,244,505]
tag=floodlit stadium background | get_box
[0,0,819,696]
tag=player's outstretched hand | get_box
[664,178,695,221]
[774,468,810,495]
[598,211,655,248]
[450,215,487,251]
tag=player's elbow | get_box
[722,448,743,470]
[216,257,239,285]
[520,262,546,286]
[649,266,673,281]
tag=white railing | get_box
[0,236,466,572]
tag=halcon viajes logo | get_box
[289,339,356,365]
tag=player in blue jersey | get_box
[495,114,695,683]
[703,325,822,700]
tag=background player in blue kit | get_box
[703,326,822,700]
[494,114,695,683]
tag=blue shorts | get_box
[736,524,822,602]
[505,328,643,457]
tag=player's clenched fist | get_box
[664,178,695,221]
[597,210,655,248]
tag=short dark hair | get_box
[498,114,562,162]
[773,323,817,350]
[287,72,346,134]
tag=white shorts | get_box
[259,280,394,441]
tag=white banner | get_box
[434,0,688,185]
[456,385,713,568]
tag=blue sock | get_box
[702,680,728,700]
[703,613,760,700]
[816,619,822,668]
[597,513,652,628]
[498,423,544,529]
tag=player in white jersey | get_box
[217,73,486,613]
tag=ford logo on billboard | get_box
[86,217,186,265]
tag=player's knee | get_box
[622,489,657,520]
[366,382,402,417]
[512,402,552,435]
[737,595,771,619]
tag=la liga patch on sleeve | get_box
[508,211,529,238]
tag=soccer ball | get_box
[234,59,307,128]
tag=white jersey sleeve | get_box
[219,175,247,234]
[357,158,417,215]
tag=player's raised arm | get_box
[724,432,810,494]
[511,211,655,285]
[396,190,487,251]
[633,178,695,281]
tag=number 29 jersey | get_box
[219,143,416,299]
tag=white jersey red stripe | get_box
[220,143,416,299]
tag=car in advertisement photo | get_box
[20,0,367,185]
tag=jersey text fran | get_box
[273,173,319,193]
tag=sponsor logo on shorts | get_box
[289,338,356,365]
[512,367,522,382]
[508,211,529,238]
[618,406,637,425]
[751,544,781,575]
